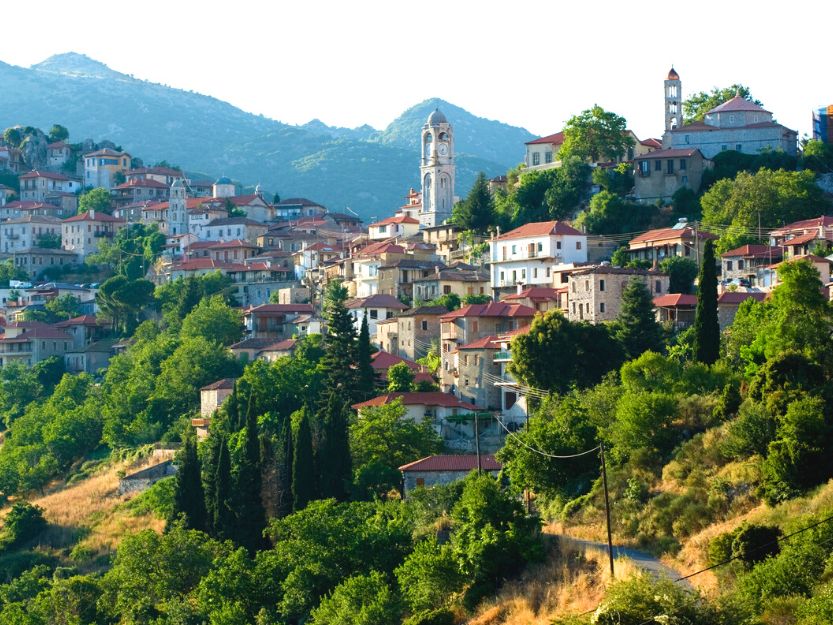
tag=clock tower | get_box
[419,108,455,228]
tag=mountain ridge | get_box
[0,53,534,219]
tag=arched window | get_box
[423,173,432,210]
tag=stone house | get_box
[368,215,420,240]
[202,217,268,244]
[500,286,565,313]
[62,210,126,259]
[46,141,71,168]
[2,215,63,253]
[394,305,447,360]
[421,223,463,263]
[412,264,490,303]
[0,322,73,367]
[721,244,783,285]
[398,454,501,497]
[451,335,501,410]
[243,304,315,339]
[653,293,697,329]
[193,378,236,439]
[627,222,717,265]
[567,265,669,323]
[717,291,766,329]
[633,148,710,203]
[19,170,81,202]
[345,293,408,339]
[378,258,446,300]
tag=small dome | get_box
[427,108,447,126]
[215,176,232,185]
[667,67,679,80]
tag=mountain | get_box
[0,53,534,219]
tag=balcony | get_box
[94,231,114,238]
[493,351,512,362]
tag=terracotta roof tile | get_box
[525,132,564,146]
[398,454,501,472]
[496,220,583,241]
[352,392,477,411]
[653,293,697,307]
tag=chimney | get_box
[89,209,95,220]
[517,282,524,295]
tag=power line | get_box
[492,412,600,459]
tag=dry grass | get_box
[465,530,642,625]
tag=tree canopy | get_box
[683,84,762,123]
[559,105,633,163]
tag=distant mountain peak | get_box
[31,52,123,79]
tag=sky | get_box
[0,0,829,140]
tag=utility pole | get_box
[474,412,482,475]
[600,442,615,578]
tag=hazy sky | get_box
[0,1,828,140]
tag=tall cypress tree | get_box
[273,415,294,518]
[234,406,267,552]
[615,279,665,359]
[693,239,720,364]
[451,171,494,234]
[292,408,315,511]
[322,281,358,399]
[317,391,352,502]
[169,434,206,531]
[213,436,234,540]
[356,313,376,401]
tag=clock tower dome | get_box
[419,108,455,228]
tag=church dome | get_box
[667,67,679,80]
[215,176,232,185]
[427,108,447,126]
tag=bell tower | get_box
[665,67,682,132]
[419,108,455,228]
[168,177,188,237]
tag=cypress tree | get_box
[169,434,206,531]
[202,432,221,534]
[273,414,294,518]
[693,239,720,364]
[451,172,494,234]
[317,391,352,502]
[292,408,315,511]
[234,405,267,552]
[356,313,377,401]
[615,279,665,359]
[322,281,358,399]
[213,436,234,540]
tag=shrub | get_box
[403,608,456,625]
[395,538,463,612]
[308,571,401,625]
[731,524,782,568]
[1,502,47,549]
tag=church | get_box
[418,108,456,228]
[661,68,797,158]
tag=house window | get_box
[639,160,650,175]
[721,145,727,151]
[421,320,428,331]
[511,245,517,255]
[369,309,378,319]
[571,282,576,293]
[685,135,690,144]
[666,160,674,174]
[585,279,590,292]
[600,302,606,313]
[537,242,543,252]
[556,241,562,250]
[500,271,505,282]
[726,260,733,271]
[533,268,538,278]
[654,160,662,171]
[532,152,540,166]
[443,285,451,295]
[576,241,582,250]
[586,302,590,313]
[736,144,742,152]
[545,151,553,163]
[738,260,745,270]
[679,159,687,170]
[655,280,662,293]
[416,477,425,487]
[599,279,605,292]
[571,302,576,313]
[463,355,468,366]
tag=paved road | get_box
[557,535,693,588]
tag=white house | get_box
[345,293,408,339]
[19,171,81,202]
[368,215,421,241]
[489,220,587,295]
[2,215,63,253]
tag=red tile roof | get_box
[707,95,770,115]
[54,315,102,328]
[496,220,583,241]
[458,335,499,350]
[114,178,169,189]
[63,211,124,223]
[345,294,408,310]
[502,287,561,302]
[653,294,697,307]
[783,232,824,246]
[640,138,663,148]
[721,244,783,259]
[261,339,298,352]
[201,378,236,391]
[771,215,833,235]
[84,148,129,157]
[244,304,315,314]
[20,170,71,181]
[355,240,406,257]
[370,350,420,372]
[399,454,501,472]
[717,291,767,305]
[370,215,420,227]
[440,302,536,321]
[525,132,565,146]
[629,226,717,245]
[353,392,477,411]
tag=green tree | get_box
[395,538,463,613]
[559,105,633,163]
[316,392,352,502]
[180,295,243,346]
[96,275,155,334]
[660,256,698,294]
[514,168,557,224]
[802,139,833,173]
[700,169,830,253]
[169,434,207,532]
[429,292,460,311]
[592,161,634,196]
[309,571,401,625]
[322,281,358,400]
[48,124,69,142]
[0,259,28,284]
[614,280,664,359]
[212,437,234,540]
[3,128,22,147]
[509,310,624,394]
[545,156,592,219]
[261,413,294,520]
[451,172,494,233]
[683,84,762,123]
[1,501,47,548]
[350,399,443,498]
[609,390,679,465]
[35,232,61,249]
[356,313,376,401]
[387,361,415,392]
[576,189,657,235]
[234,405,267,553]
[90,223,166,280]
[693,240,719,364]
[78,187,112,215]
[292,408,316,510]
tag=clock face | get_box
[438,143,449,157]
